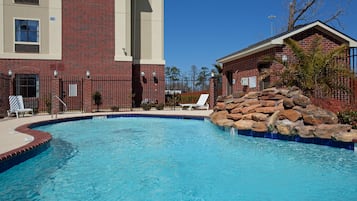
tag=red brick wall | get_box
[221,28,345,97]
[0,0,165,111]
[132,64,165,106]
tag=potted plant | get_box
[92,91,102,112]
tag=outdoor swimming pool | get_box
[1,116,357,200]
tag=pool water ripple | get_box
[1,117,357,200]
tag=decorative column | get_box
[209,75,215,109]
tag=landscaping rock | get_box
[210,111,228,124]
[241,104,262,114]
[332,129,357,142]
[283,98,295,109]
[241,99,260,107]
[233,120,256,130]
[292,94,311,107]
[215,102,226,111]
[295,125,316,138]
[252,122,268,132]
[314,124,352,139]
[279,109,302,122]
[302,106,338,125]
[225,103,240,110]
[260,100,277,107]
[210,86,355,145]
[255,106,278,114]
[216,119,235,127]
[245,91,260,99]
[227,113,243,121]
[251,113,269,121]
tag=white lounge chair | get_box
[180,94,209,110]
[8,95,34,118]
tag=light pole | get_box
[268,15,276,36]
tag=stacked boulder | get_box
[210,87,357,143]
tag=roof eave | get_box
[217,21,357,64]
[217,42,279,64]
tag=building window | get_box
[15,74,39,98]
[14,0,39,5]
[15,19,40,53]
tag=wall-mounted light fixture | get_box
[122,48,127,56]
[140,71,145,77]
[54,70,58,78]
[152,71,158,83]
[282,55,288,65]
[8,69,12,77]
[86,70,90,78]
[211,72,215,78]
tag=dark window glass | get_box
[15,19,39,42]
[14,0,39,5]
[15,74,39,98]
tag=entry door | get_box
[226,71,233,95]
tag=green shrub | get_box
[141,103,152,111]
[155,103,164,110]
[337,110,357,129]
[111,106,119,112]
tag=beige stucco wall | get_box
[0,0,61,60]
[132,0,165,65]
[114,0,132,62]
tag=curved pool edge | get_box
[0,113,209,173]
[0,124,52,173]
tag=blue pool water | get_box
[1,117,357,201]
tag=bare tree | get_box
[287,0,348,31]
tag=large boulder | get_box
[214,102,226,111]
[301,105,338,125]
[241,99,260,107]
[292,94,311,107]
[210,111,228,125]
[295,125,316,138]
[260,100,277,107]
[314,124,352,139]
[241,104,262,114]
[252,121,268,132]
[276,120,303,136]
[279,109,302,122]
[231,107,243,114]
[233,120,256,130]
[244,91,260,99]
[283,98,295,109]
[255,106,278,114]
[225,103,240,110]
[332,130,357,142]
[251,113,269,121]
[216,119,235,127]
[227,113,243,121]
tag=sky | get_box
[164,0,357,75]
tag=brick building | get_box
[0,0,165,114]
[217,21,357,99]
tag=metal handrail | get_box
[54,95,67,112]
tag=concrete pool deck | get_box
[0,109,213,155]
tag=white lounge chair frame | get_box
[180,94,209,110]
[8,95,34,118]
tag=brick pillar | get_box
[51,78,60,115]
[9,76,13,96]
[209,77,215,109]
[82,78,92,113]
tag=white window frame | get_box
[13,17,40,51]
